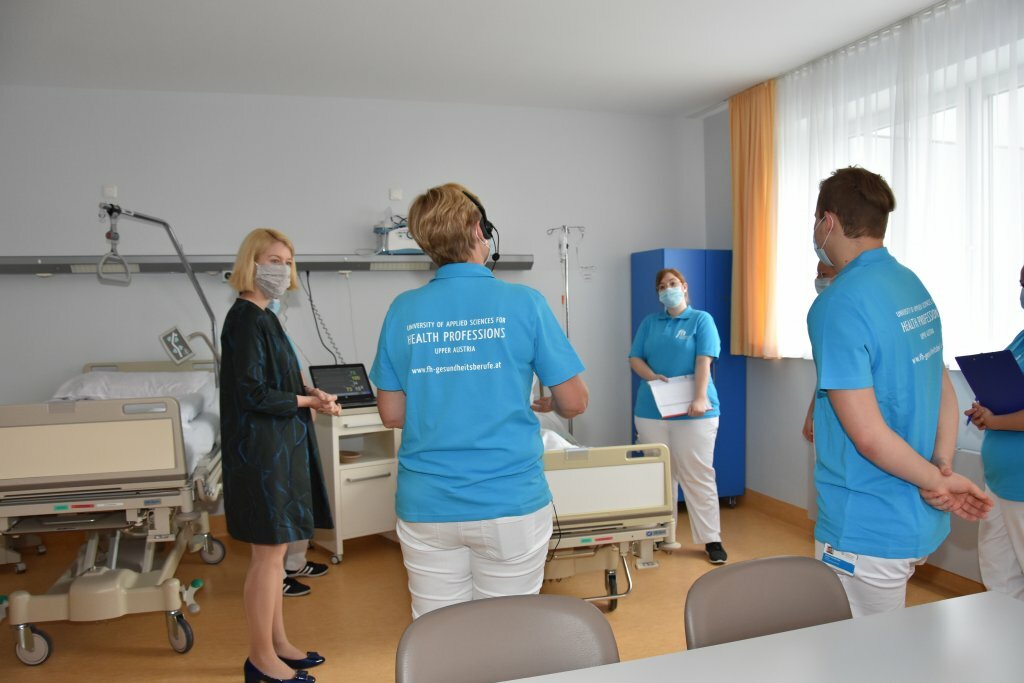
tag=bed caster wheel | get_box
[15,625,52,666]
[167,612,194,654]
[37,544,47,555]
[330,555,342,565]
[199,537,226,565]
[727,497,738,509]
[604,571,618,612]
[14,562,27,574]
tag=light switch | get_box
[102,184,119,199]
[389,188,403,201]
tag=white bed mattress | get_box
[181,412,218,473]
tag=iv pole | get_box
[98,203,220,375]
[546,225,585,435]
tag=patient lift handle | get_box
[97,205,131,287]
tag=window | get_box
[774,0,1024,362]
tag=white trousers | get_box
[284,539,308,573]
[979,486,1024,601]
[814,540,926,618]
[635,416,721,544]
[396,503,554,619]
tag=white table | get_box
[514,592,1024,682]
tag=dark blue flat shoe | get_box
[244,658,315,682]
[280,651,325,669]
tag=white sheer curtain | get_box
[775,0,1024,361]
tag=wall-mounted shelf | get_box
[0,253,533,275]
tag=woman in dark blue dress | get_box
[221,228,340,683]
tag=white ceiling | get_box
[0,0,938,116]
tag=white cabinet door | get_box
[339,461,398,540]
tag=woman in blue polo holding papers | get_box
[965,263,1024,600]
[629,267,727,564]
[370,183,588,619]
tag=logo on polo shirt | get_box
[676,329,688,339]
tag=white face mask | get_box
[812,215,835,268]
[254,263,291,299]
[814,277,832,295]
[659,286,686,309]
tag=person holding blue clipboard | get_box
[963,264,1024,601]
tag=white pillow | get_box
[537,410,579,447]
[53,371,217,420]
[541,428,578,451]
[174,392,206,423]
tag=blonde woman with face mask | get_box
[222,228,340,683]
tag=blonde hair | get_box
[407,183,482,266]
[227,228,299,293]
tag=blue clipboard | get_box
[954,350,1024,415]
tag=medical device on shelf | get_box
[543,442,674,612]
[373,215,423,255]
[0,361,224,666]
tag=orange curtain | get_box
[729,81,779,358]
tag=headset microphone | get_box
[462,190,500,265]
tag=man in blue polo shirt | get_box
[807,167,992,617]
[370,183,588,619]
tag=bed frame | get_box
[0,361,223,666]
[543,442,674,611]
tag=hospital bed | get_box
[0,360,224,666]
[542,419,674,612]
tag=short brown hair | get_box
[407,183,482,266]
[227,228,299,293]
[816,167,896,239]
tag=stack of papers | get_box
[648,375,695,418]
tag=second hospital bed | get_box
[541,414,675,612]
[0,361,225,666]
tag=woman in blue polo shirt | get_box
[629,268,727,564]
[370,183,589,619]
[966,263,1024,600]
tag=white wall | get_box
[703,107,732,251]
[0,85,707,448]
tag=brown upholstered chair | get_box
[684,555,852,649]
[395,594,620,683]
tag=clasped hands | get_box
[305,386,341,417]
[918,457,993,522]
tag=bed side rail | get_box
[0,398,187,497]
[543,442,673,530]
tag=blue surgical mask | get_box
[813,215,835,268]
[814,277,832,295]
[659,287,685,309]
[267,298,281,315]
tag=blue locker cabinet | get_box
[630,249,746,506]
